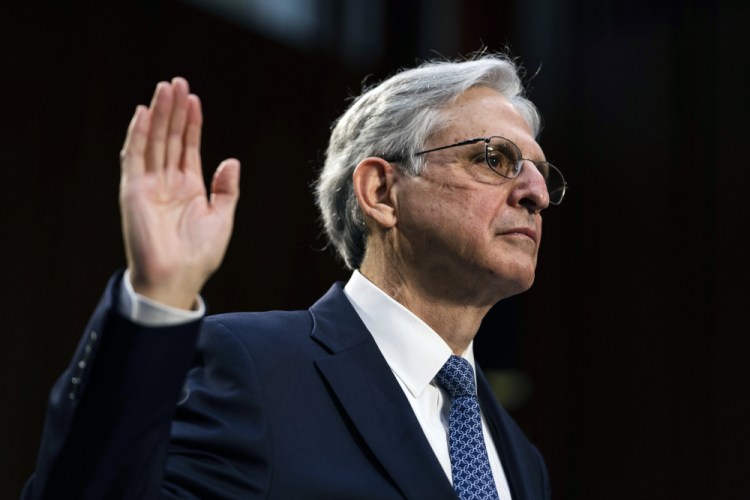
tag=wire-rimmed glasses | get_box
[413,136,567,205]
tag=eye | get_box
[485,152,501,169]
[471,151,490,166]
[485,148,517,177]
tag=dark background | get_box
[2,0,748,498]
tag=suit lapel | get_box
[310,284,456,500]
[477,367,532,500]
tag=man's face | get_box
[391,86,550,305]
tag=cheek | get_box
[472,192,509,232]
[429,190,490,234]
[398,179,503,249]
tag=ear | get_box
[352,157,400,230]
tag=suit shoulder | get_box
[202,309,314,345]
[204,311,313,333]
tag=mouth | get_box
[498,227,538,244]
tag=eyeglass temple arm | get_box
[414,137,489,156]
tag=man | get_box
[24,54,565,499]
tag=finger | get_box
[210,159,241,215]
[165,77,190,170]
[182,94,203,175]
[120,105,150,177]
[144,81,173,173]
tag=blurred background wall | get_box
[2,0,748,498]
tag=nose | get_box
[508,159,550,212]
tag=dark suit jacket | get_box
[24,273,550,499]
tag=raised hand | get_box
[119,77,240,309]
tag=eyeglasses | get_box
[413,136,567,205]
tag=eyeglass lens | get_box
[486,137,566,205]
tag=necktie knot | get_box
[436,355,476,398]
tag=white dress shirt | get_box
[119,270,511,498]
[120,270,204,325]
[344,271,511,499]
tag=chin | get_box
[485,261,536,300]
[502,274,535,299]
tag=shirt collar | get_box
[343,270,476,398]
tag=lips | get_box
[498,227,538,244]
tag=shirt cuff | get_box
[118,270,205,326]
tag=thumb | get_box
[210,158,241,214]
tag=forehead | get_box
[433,86,541,156]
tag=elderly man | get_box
[24,54,565,499]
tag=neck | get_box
[359,247,495,355]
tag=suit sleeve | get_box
[22,272,202,499]
[161,317,272,498]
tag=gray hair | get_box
[315,53,541,270]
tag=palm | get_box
[120,78,240,308]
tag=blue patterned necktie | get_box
[436,355,500,500]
